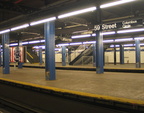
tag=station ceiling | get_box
[0,0,144,45]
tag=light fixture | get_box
[124,44,134,47]
[92,34,96,37]
[29,40,40,44]
[103,31,115,35]
[100,0,135,9]
[22,42,29,45]
[70,42,82,45]
[83,41,96,44]
[115,38,133,42]
[57,43,69,46]
[134,37,144,40]
[110,45,120,48]
[71,34,91,39]
[0,29,10,34]
[58,7,96,19]
[40,40,45,42]
[103,39,114,43]
[9,43,18,46]
[117,28,144,34]
[30,17,56,26]
[11,24,29,31]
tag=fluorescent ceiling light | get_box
[22,42,28,45]
[83,41,96,44]
[71,34,91,39]
[40,40,45,42]
[117,28,144,34]
[92,34,96,37]
[70,42,82,45]
[134,37,144,40]
[110,45,120,48]
[103,31,115,35]
[30,17,56,26]
[11,24,29,31]
[100,0,135,9]
[103,39,114,43]
[58,7,96,19]
[0,29,10,34]
[140,43,144,46]
[124,44,134,47]
[57,43,69,46]
[10,43,18,46]
[29,40,40,44]
[115,38,133,42]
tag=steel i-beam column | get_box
[95,5,104,74]
[2,33,10,74]
[114,44,116,65]
[135,39,141,68]
[68,48,71,64]
[0,45,1,67]
[44,21,56,80]
[18,40,23,68]
[39,47,43,65]
[62,46,66,66]
[93,43,96,67]
[120,44,124,64]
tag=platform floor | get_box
[0,67,144,102]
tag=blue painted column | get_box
[93,43,96,67]
[39,47,43,65]
[114,44,116,65]
[44,21,56,80]
[18,40,23,68]
[135,39,141,68]
[120,44,124,64]
[62,46,66,66]
[95,5,104,74]
[2,33,10,74]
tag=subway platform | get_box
[1,65,144,103]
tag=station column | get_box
[93,43,96,67]
[135,39,141,68]
[120,44,124,64]
[95,5,104,74]
[62,46,66,66]
[18,40,23,68]
[39,47,43,65]
[0,45,1,67]
[2,33,10,74]
[68,48,71,64]
[114,44,116,65]
[44,21,56,80]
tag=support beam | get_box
[114,44,116,65]
[68,48,71,64]
[95,5,104,74]
[93,43,96,67]
[135,39,141,68]
[62,46,66,66]
[2,33,10,74]
[120,44,124,64]
[44,21,56,80]
[39,47,43,65]
[18,40,23,68]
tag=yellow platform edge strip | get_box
[0,77,144,106]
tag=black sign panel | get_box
[94,19,143,31]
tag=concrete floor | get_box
[0,67,144,101]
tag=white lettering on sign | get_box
[102,23,117,30]
[122,20,137,25]
[94,25,100,31]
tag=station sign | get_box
[94,19,143,31]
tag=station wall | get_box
[41,47,144,64]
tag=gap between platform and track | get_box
[0,77,144,111]
[10,64,144,73]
